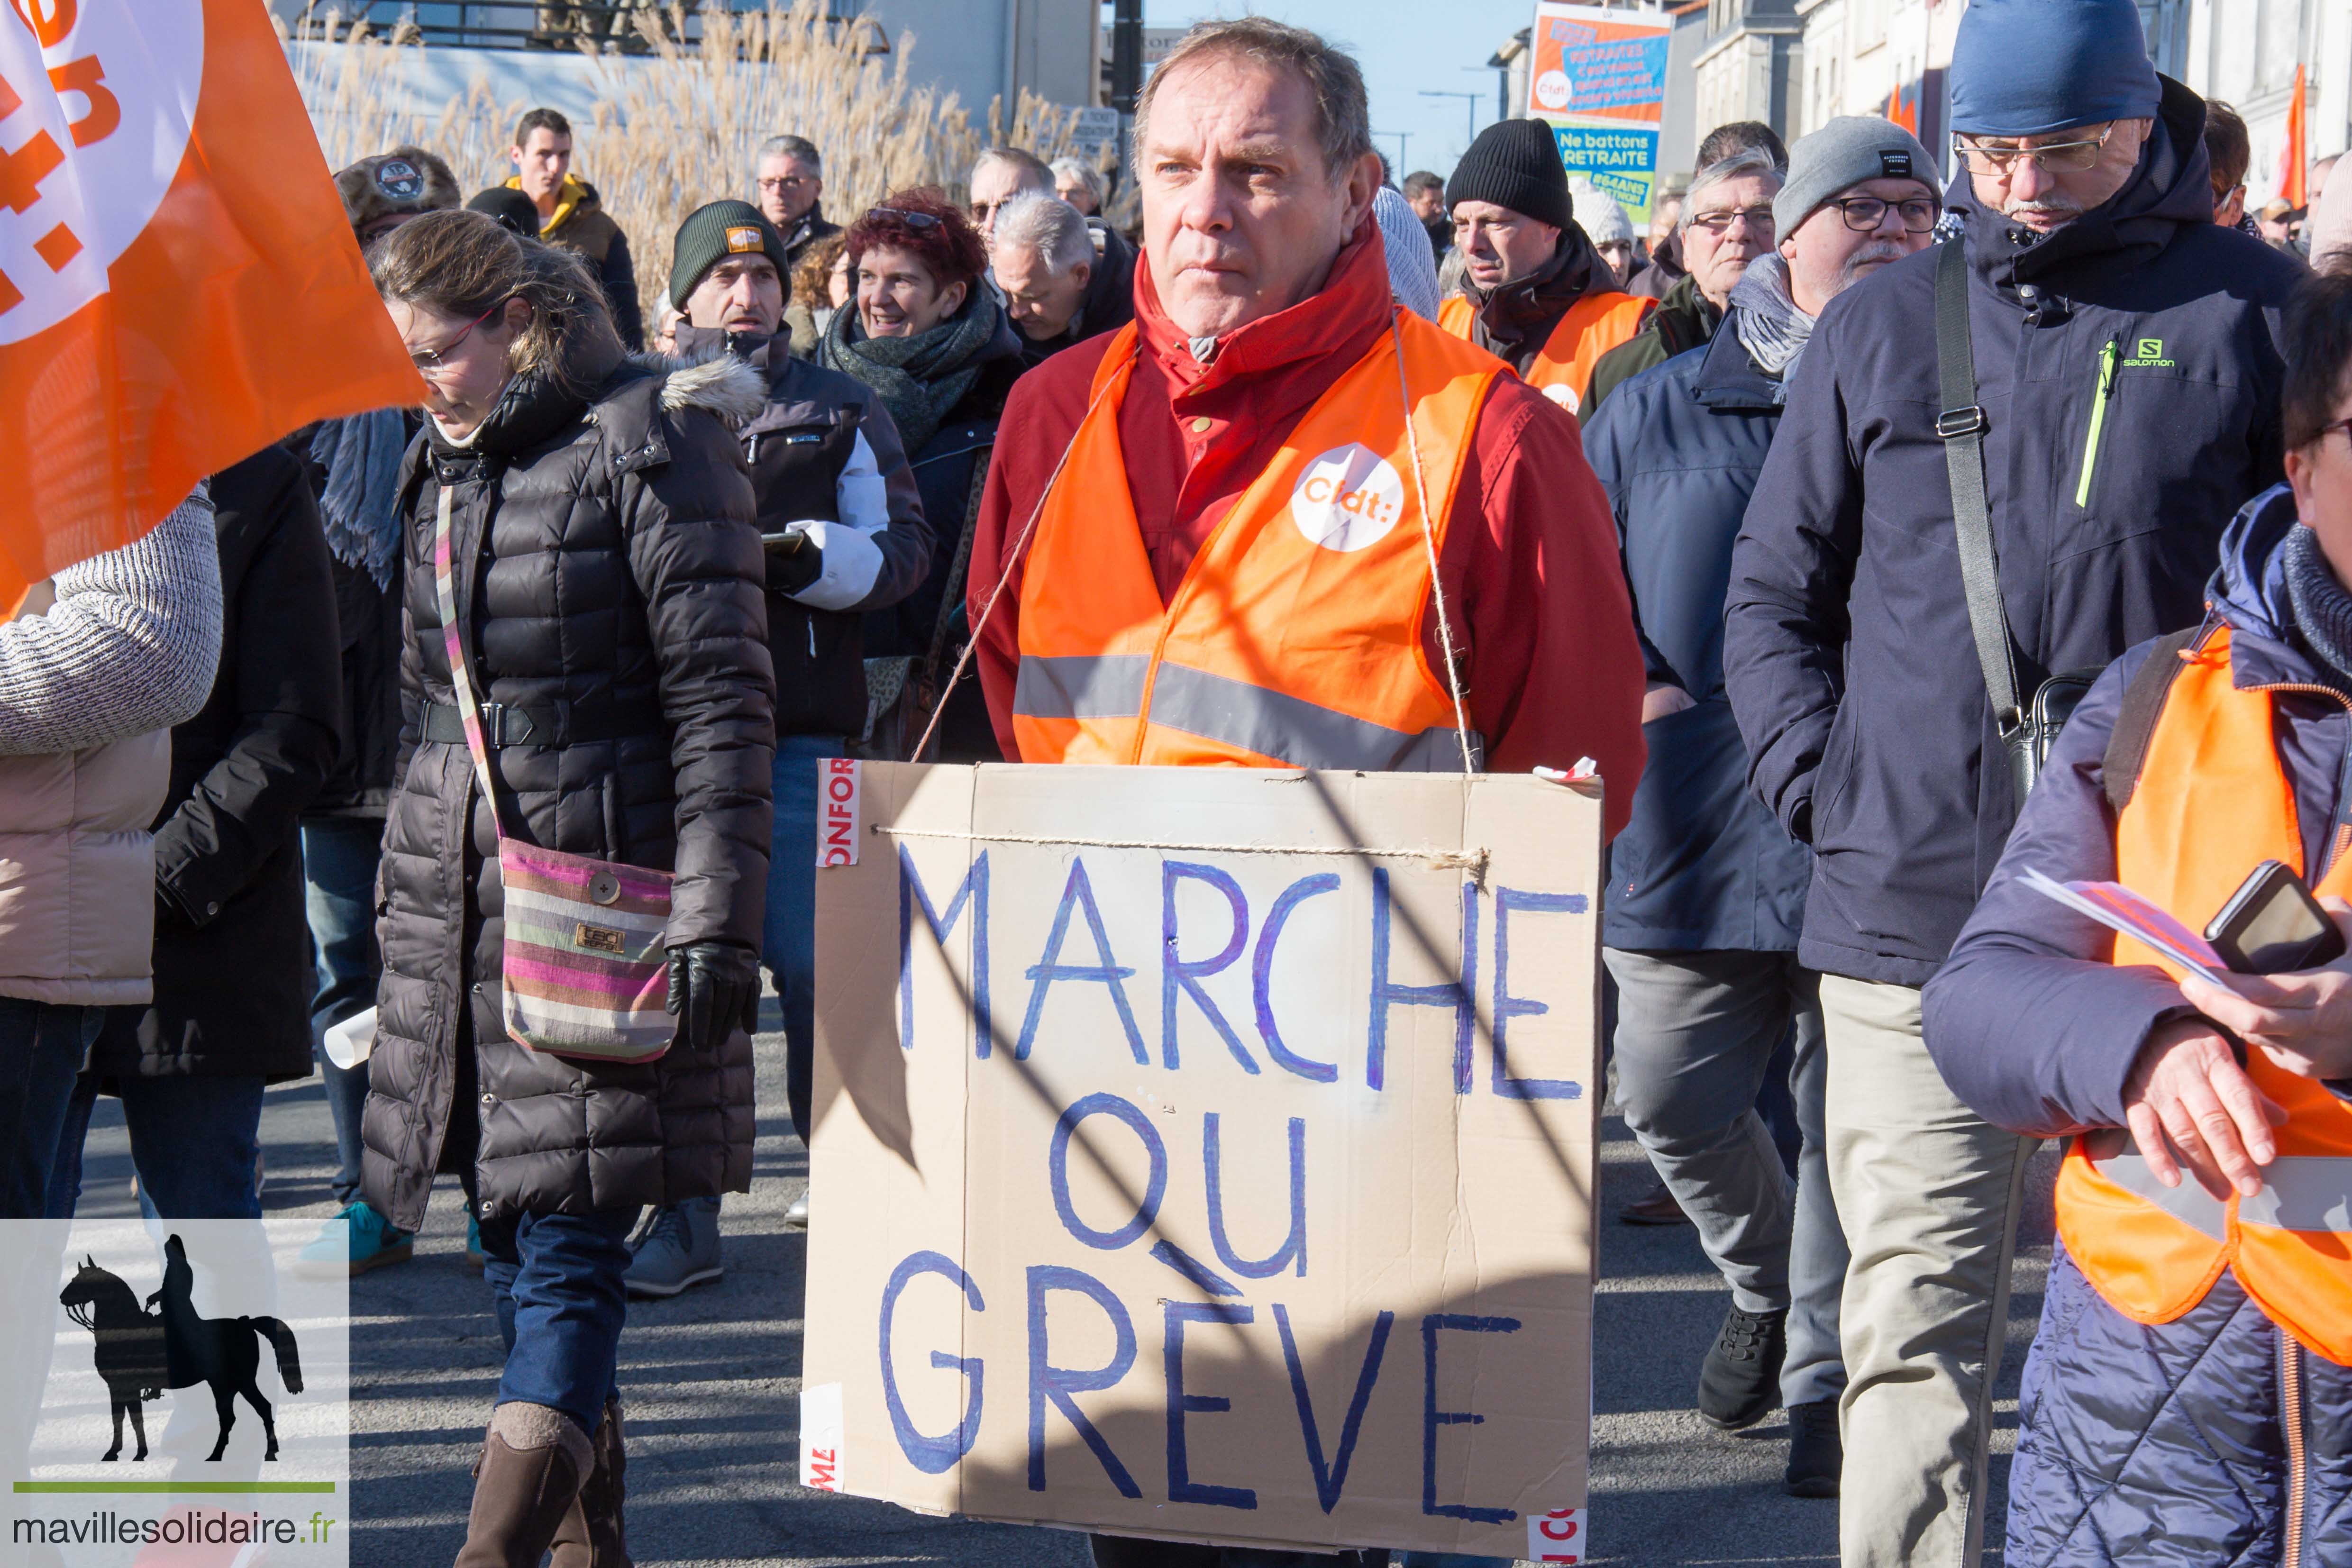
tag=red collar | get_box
[1130,215,1391,400]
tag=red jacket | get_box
[968,217,1646,837]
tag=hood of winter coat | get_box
[1948,74,2216,293]
[2207,482,2325,688]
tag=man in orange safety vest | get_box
[1435,117,1654,417]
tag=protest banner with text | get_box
[802,763,1599,1561]
[1526,0,1672,226]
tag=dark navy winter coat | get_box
[1583,320,1812,951]
[1723,79,2303,986]
[1924,488,2352,1565]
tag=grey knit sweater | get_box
[0,490,223,757]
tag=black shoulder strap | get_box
[1934,238,2024,738]
[2102,627,2203,815]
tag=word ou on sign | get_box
[0,0,204,339]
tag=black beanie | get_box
[669,200,793,310]
[466,186,542,238]
[1444,119,1573,232]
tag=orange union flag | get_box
[0,0,423,602]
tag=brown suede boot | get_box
[452,1402,593,1568]
[547,1396,629,1568]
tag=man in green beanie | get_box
[622,201,930,1299]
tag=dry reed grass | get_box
[283,2,1091,316]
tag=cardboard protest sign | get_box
[802,763,1599,1561]
[1526,1,1671,225]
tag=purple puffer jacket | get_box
[1924,484,2352,1567]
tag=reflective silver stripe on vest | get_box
[2237,1156,2352,1232]
[2083,1147,2230,1241]
[1011,656,1482,773]
[1146,663,1481,773]
[1014,655,1151,720]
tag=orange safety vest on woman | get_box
[1437,290,1654,414]
[2054,622,2352,1365]
[1011,311,1499,771]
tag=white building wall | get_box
[2172,0,2350,207]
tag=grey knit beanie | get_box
[1773,117,1938,236]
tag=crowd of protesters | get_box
[12,0,2352,1564]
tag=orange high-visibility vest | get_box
[2054,622,2352,1365]
[1438,289,1654,414]
[1011,311,1499,770]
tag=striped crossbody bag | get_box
[432,486,677,1064]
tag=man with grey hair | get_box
[967,145,1053,240]
[1050,155,1103,216]
[753,133,839,268]
[1586,143,1783,413]
[989,191,1135,368]
[1582,116,1940,1506]
[971,24,1647,1559]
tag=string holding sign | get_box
[875,825,1492,882]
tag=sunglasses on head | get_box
[866,207,943,230]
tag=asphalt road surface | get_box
[70,1007,2047,1567]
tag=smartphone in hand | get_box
[2205,859,2348,974]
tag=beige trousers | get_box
[1820,974,2035,1568]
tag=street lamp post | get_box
[1419,89,1483,153]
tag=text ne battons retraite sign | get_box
[802,762,1599,1561]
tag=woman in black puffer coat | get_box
[362,210,773,1568]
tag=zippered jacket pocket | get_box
[2075,337,2120,509]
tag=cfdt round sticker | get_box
[1533,70,1572,111]
[1290,444,1407,553]
[0,0,206,344]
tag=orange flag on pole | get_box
[0,0,424,604]
[2283,63,2310,210]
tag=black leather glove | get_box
[764,529,823,595]
[665,941,762,1055]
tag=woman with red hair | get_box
[824,185,1026,762]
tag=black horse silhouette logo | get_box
[56,1234,304,1463]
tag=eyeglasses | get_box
[410,296,516,378]
[1954,123,2117,176]
[2312,417,2352,449]
[1687,204,1776,236]
[757,175,814,192]
[1824,195,1942,233]
[869,207,944,230]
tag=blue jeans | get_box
[0,998,100,1218]
[46,1070,266,1219]
[761,733,841,1143]
[478,1207,639,1433]
[303,817,385,1206]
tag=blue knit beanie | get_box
[1950,0,2162,138]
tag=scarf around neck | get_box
[2285,523,2352,695]
[821,289,1005,454]
[1729,253,1818,401]
[309,409,410,589]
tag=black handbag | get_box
[1933,239,2102,802]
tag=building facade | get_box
[1692,0,1805,141]
[1790,0,2347,201]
